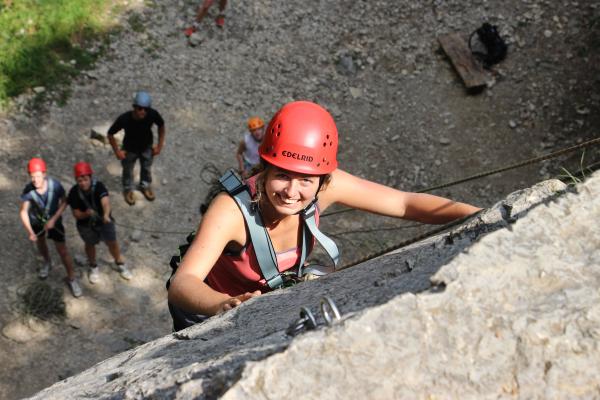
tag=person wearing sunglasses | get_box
[107,91,166,205]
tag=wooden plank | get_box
[438,33,487,91]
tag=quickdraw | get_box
[286,297,342,336]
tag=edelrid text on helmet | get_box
[73,161,93,178]
[28,158,47,174]
[247,116,264,130]
[259,101,338,175]
[133,91,152,108]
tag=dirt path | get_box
[0,1,598,398]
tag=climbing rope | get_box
[12,280,66,321]
[338,210,482,270]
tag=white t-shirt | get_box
[243,132,261,166]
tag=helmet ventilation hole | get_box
[272,153,277,157]
[316,163,321,167]
[329,141,333,146]
[322,142,327,147]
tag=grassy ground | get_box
[0,0,116,107]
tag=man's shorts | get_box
[31,218,66,242]
[76,221,117,245]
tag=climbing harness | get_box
[167,169,340,290]
[468,22,508,68]
[29,178,55,225]
[76,178,101,226]
[219,169,339,288]
[286,297,342,336]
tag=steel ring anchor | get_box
[286,306,317,336]
[320,297,341,326]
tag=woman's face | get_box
[264,167,321,215]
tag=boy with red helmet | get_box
[236,116,265,178]
[167,101,481,331]
[67,162,132,284]
[19,158,82,297]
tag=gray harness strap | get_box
[77,178,98,213]
[219,169,339,289]
[30,178,55,221]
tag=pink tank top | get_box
[205,175,319,296]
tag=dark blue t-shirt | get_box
[21,177,65,224]
[107,108,165,153]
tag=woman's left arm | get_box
[319,169,481,224]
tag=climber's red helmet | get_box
[73,161,93,178]
[27,158,47,174]
[259,101,338,175]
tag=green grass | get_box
[0,0,115,106]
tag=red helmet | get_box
[27,158,46,174]
[259,101,338,175]
[73,161,93,178]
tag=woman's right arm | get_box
[168,193,260,316]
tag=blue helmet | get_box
[133,91,152,108]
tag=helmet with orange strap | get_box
[259,101,338,175]
[73,161,93,178]
[27,158,47,174]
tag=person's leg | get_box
[101,222,131,280]
[35,233,52,279]
[36,235,51,263]
[139,148,155,201]
[122,152,138,204]
[215,0,227,27]
[121,151,138,192]
[139,148,154,189]
[84,242,96,265]
[86,240,100,284]
[106,240,123,264]
[195,0,214,22]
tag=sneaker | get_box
[38,261,51,279]
[124,191,136,206]
[67,278,83,298]
[88,265,100,284]
[215,14,225,28]
[140,187,155,201]
[116,263,133,280]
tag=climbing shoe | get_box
[124,191,136,206]
[116,262,133,280]
[215,14,225,28]
[38,261,51,279]
[67,278,83,298]
[88,264,100,284]
[141,187,155,201]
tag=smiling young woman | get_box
[167,101,481,331]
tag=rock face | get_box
[28,171,600,399]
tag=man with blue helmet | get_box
[107,91,166,205]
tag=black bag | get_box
[469,22,508,68]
